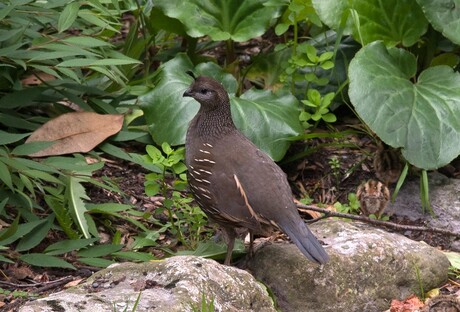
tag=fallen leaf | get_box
[64,278,83,288]
[390,294,424,312]
[21,73,56,86]
[26,112,124,157]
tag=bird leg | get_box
[223,227,236,265]
[248,231,255,259]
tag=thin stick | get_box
[297,203,460,238]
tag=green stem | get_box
[161,168,187,247]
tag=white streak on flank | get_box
[194,158,216,164]
[199,169,212,175]
[233,174,258,220]
[199,149,211,154]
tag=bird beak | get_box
[183,89,192,97]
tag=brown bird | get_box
[183,74,329,265]
[356,179,390,218]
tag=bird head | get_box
[183,75,230,111]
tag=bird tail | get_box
[280,219,329,265]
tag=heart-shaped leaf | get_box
[233,89,302,160]
[348,41,460,169]
[416,0,460,45]
[313,0,428,47]
[153,0,286,41]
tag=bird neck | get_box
[192,105,237,140]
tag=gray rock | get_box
[247,219,450,312]
[389,172,460,251]
[19,256,275,312]
[389,172,460,227]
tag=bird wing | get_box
[210,132,296,227]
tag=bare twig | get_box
[297,203,460,239]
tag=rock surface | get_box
[18,220,451,312]
[388,172,460,250]
[19,256,275,312]
[247,219,450,312]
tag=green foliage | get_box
[444,251,460,279]
[334,192,360,215]
[191,291,215,312]
[0,0,140,86]
[348,42,460,170]
[143,143,210,248]
[415,0,460,45]
[313,0,428,47]
[154,0,286,42]
[300,90,336,128]
[0,287,37,299]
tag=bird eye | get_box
[200,88,208,94]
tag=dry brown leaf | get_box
[390,294,424,312]
[21,73,56,86]
[64,278,83,288]
[26,112,123,157]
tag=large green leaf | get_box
[20,253,76,270]
[313,0,428,47]
[153,0,286,41]
[348,41,460,169]
[140,54,197,146]
[140,54,302,160]
[233,89,301,160]
[416,0,460,45]
[66,176,90,238]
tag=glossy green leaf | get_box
[62,36,112,47]
[348,41,460,169]
[77,257,115,267]
[0,255,14,264]
[20,253,76,269]
[66,176,90,238]
[176,240,245,261]
[45,238,98,255]
[44,156,104,172]
[85,203,133,213]
[416,0,460,45]
[0,219,46,246]
[77,244,123,257]
[16,215,54,252]
[443,251,460,269]
[57,58,140,67]
[139,54,197,146]
[11,141,55,156]
[232,89,302,160]
[0,130,30,145]
[112,251,156,262]
[58,2,79,33]
[313,0,428,47]
[0,160,13,190]
[0,214,20,243]
[154,0,286,41]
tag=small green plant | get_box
[191,291,215,312]
[328,155,341,187]
[143,142,210,249]
[0,287,37,299]
[334,193,360,215]
[299,90,337,129]
[299,196,314,205]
